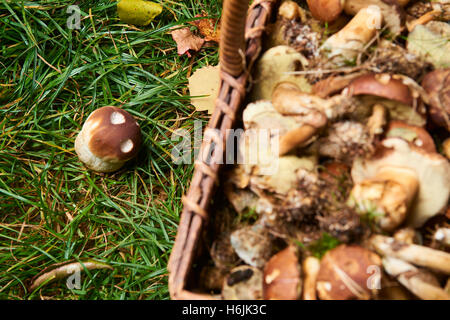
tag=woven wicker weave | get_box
[168,0,277,300]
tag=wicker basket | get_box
[168,0,277,300]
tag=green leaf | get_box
[117,0,163,26]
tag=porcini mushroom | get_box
[346,73,427,127]
[230,224,273,268]
[75,106,142,172]
[422,68,450,130]
[263,246,302,300]
[302,256,321,300]
[250,45,310,101]
[350,138,450,230]
[370,235,450,274]
[386,120,436,153]
[307,0,407,33]
[321,6,383,66]
[222,265,263,300]
[382,257,450,300]
[316,245,382,300]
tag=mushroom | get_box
[386,121,436,153]
[382,257,450,300]
[407,21,450,69]
[75,106,142,172]
[422,68,450,130]
[230,223,273,268]
[270,1,322,59]
[346,73,427,127]
[370,235,450,274]
[250,45,310,101]
[316,245,382,300]
[302,256,321,300]
[222,265,263,300]
[320,6,383,66]
[393,228,421,245]
[263,246,302,300]
[434,228,450,247]
[317,121,373,162]
[350,138,450,230]
[307,0,407,33]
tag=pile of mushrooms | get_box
[202,0,450,300]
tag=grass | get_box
[0,0,221,300]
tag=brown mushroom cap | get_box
[422,68,450,130]
[263,245,302,300]
[316,245,382,300]
[386,121,436,153]
[348,74,414,106]
[306,0,344,22]
[75,106,142,172]
[352,138,450,228]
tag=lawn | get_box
[0,0,221,300]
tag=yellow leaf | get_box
[117,0,163,26]
[188,65,220,114]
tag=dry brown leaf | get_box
[189,13,221,43]
[171,27,205,57]
[188,65,220,114]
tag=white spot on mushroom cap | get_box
[120,139,134,153]
[111,112,126,125]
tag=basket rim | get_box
[168,0,277,300]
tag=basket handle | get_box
[220,0,251,77]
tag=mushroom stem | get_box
[370,235,450,274]
[302,256,320,300]
[350,166,419,231]
[321,6,383,65]
[367,104,387,137]
[407,10,443,32]
[434,228,450,247]
[279,125,319,156]
[272,82,328,155]
[382,257,450,300]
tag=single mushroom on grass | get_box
[75,106,142,173]
[263,245,302,300]
[350,138,450,230]
[316,245,382,300]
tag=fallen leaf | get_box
[188,65,220,114]
[171,27,205,57]
[117,0,163,26]
[29,260,113,291]
[189,13,221,43]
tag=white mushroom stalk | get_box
[350,138,450,230]
[382,257,450,300]
[371,235,450,274]
[302,256,321,300]
[321,6,383,66]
